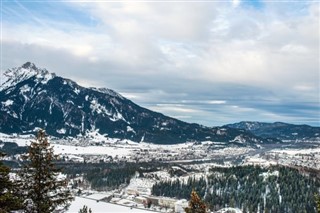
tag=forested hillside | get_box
[62,162,163,190]
[152,165,320,213]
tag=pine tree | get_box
[0,152,23,212]
[20,130,73,213]
[315,194,320,213]
[79,205,92,213]
[185,189,207,213]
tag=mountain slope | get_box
[225,121,320,141]
[0,62,270,145]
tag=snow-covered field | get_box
[271,148,320,155]
[216,207,242,213]
[1,132,319,170]
[68,197,155,213]
[53,144,132,157]
[0,133,34,146]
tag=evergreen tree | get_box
[0,152,23,212]
[315,194,320,213]
[79,205,92,213]
[185,189,207,213]
[20,130,73,213]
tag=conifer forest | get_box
[152,165,320,213]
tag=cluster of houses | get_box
[243,150,320,170]
[75,189,188,213]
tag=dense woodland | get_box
[152,165,320,213]
[61,162,166,190]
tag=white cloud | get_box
[2,1,319,126]
[152,104,200,113]
[280,44,309,54]
[208,100,227,104]
[232,0,241,8]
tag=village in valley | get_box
[1,132,319,212]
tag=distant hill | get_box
[0,62,271,145]
[225,121,320,141]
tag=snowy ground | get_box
[126,177,155,195]
[216,207,242,213]
[271,147,320,155]
[68,196,157,213]
[2,132,319,170]
[0,133,34,146]
[53,144,133,157]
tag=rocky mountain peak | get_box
[1,62,55,91]
[21,62,37,70]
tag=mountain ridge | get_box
[0,62,276,145]
[225,121,320,141]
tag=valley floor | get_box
[1,133,320,213]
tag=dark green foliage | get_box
[85,167,136,190]
[82,163,152,190]
[152,176,206,199]
[61,161,164,191]
[315,194,320,213]
[152,165,320,213]
[19,130,73,212]
[79,205,92,213]
[0,152,23,212]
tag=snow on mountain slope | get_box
[0,62,270,145]
[225,121,320,141]
[1,62,55,90]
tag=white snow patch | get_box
[2,99,13,106]
[57,128,66,134]
[38,72,54,84]
[110,112,127,123]
[67,100,74,105]
[231,135,246,144]
[90,99,111,116]
[53,144,132,157]
[68,196,152,213]
[64,154,84,162]
[127,126,136,134]
[272,148,320,155]
[126,178,155,196]
[74,87,80,95]
[216,207,242,213]
[243,155,278,167]
[0,133,33,146]
[259,170,279,181]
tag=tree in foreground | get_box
[185,189,207,213]
[79,205,92,213]
[20,130,73,212]
[315,194,320,213]
[0,152,23,212]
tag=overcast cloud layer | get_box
[1,0,319,127]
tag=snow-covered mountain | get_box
[225,121,320,141]
[0,62,271,145]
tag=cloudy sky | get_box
[1,0,319,127]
